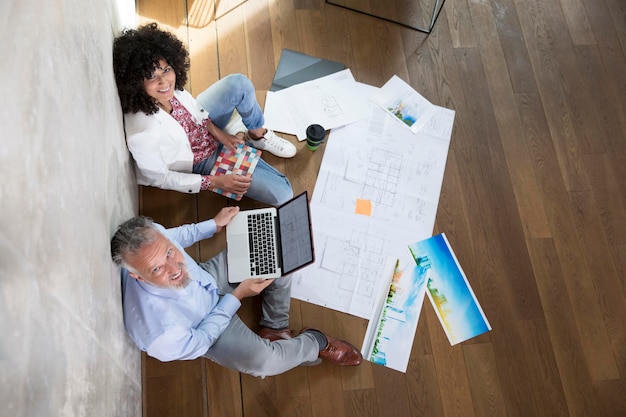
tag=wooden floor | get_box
[134,0,626,416]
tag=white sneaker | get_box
[246,129,297,158]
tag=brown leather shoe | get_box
[300,328,363,366]
[257,327,295,342]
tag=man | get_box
[111,207,362,377]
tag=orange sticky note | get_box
[355,199,372,216]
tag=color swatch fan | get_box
[209,144,261,200]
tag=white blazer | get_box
[124,89,246,193]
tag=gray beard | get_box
[169,271,191,290]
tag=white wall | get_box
[0,0,141,415]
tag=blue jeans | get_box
[195,74,293,206]
[196,73,265,131]
[199,251,320,378]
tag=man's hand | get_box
[231,278,275,300]
[213,206,240,233]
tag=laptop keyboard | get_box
[248,212,277,276]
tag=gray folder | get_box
[270,49,345,91]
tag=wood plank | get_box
[143,354,207,417]
[188,0,216,28]
[321,4,356,69]
[515,93,620,381]
[407,311,439,417]
[371,365,411,417]
[602,0,626,55]
[593,42,626,156]
[445,0,477,48]
[295,8,328,60]
[612,244,626,299]
[339,315,373,391]
[516,319,570,417]
[406,353,444,417]
[300,301,348,417]
[216,0,248,19]
[308,364,347,417]
[136,0,188,33]
[375,19,411,82]
[343,388,378,417]
[456,144,543,321]
[188,1,220,95]
[424,303,476,417]
[455,46,551,239]
[276,395,313,417]
[514,0,591,191]
[216,6,249,76]
[205,360,244,417]
[433,150,478,282]
[592,379,626,417]
[582,153,626,246]
[464,3,554,244]
[491,0,539,94]
[347,12,386,86]
[463,343,509,417]
[243,0,276,89]
[454,146,545,417]
[579,0,622,45]
[559,0,595,45]
[567,189,626,377]
[420,4,471,123]
[268,0,300,62]
[241,373,277,417]
[530,0,607,157]
[404,29,438,103]
[526,238,602,417]
[572,45,618,155]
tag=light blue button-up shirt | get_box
[121,221,241,362]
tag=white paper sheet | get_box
[263,69,370,140]
[291,93,455,320]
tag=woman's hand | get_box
[231,278,275,300]
[218,132,245,153]
[206,119,244,153]
[210,174,251,197]
[212,206,240,232]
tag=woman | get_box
[112,23,295,205]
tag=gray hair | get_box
[111,216,158,270]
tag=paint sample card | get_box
[209,144,261,200]
[408,233,491,345]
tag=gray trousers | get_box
[199,251,319,377]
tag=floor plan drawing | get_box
[291,89,455,319]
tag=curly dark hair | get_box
[113,23,190,115]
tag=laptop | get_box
[226,191,315,282]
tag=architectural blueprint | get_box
[291,85,455,319]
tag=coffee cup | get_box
[306,124,326,151]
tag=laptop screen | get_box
[277,191,315,275]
